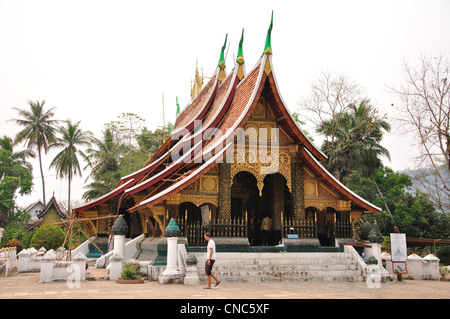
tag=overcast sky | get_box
[1,0,449,208]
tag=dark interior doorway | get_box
[231,171,292,246]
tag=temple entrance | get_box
[231,171,260,244]
[316,207,338,246]
[261,173,292,246]
[231,171,292,246]
[179,202,200,223]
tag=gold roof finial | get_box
[190,59,203,99]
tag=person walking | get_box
[203,232,220,289]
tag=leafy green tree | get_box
[291,111,314,141]
[437,246,450,265]
[49,120,93,214]
[11,100,59,205]
[113,113,146,148]
[0,208,31,248]
[0,136,35,178]
[30,224,66,250]
[136,126,163,155]
[82,115,162,201]
[345,166,450,238]
[0,136,34,219]
[0,137,32,246]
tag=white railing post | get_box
[40,250,56,283]
[109,253,123,281]
[18,249,30,272]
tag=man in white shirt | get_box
[203,232,220,289]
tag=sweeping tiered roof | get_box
[74,15,380,215]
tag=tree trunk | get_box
[68,170,72,216]
[371,176,394,223]
[38,147,46,205]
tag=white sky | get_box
[1,0,449,209]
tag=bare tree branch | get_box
[388,53,450,196]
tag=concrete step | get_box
[225,276,366,283]
[201,253,355,265]
[192,251,365,283]
[209,252,349,259]
[214,264,359,272]
[212,258,356,266]
[199,271,365,283]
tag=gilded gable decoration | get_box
[230,145,292,195]
[304,180,318,197]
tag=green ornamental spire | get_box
[176,96,180,116]
[263,11,273,55]
[236,28,244,65]
[111,215,128,236]
[218,33,228,70]
[164,218,180,237]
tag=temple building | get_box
[27,196,69,232]
[74,15,380,249]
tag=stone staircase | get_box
[86,237,110,258]
[193,251,366,283]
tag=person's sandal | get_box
[215,281,221,287]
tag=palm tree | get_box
[49,120,93,214]
[82,127,122,201]
[11,100,59,205]
[345,101,391,177]
[319,99,391,180]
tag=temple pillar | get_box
[273,174,284,231]
[218,163,232,219]
[291,161,305,220]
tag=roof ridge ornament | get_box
[263,11,273,56]
[190,59,204,99]
[236,28,244,65]
[236,28,245,80]
[176,96,180,116]
[218,34,228,81]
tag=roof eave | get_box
[302,147,381,214]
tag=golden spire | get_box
[190,59,204,99]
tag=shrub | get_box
[366,255,378,265]
[368,221,384,243]
[360,221,372,241]
[4,238,23,252]
[30,224,66,250]
[437,246,450,266]
[0,226,30,248]
[120,263,141,280]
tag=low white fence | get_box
[39,249,88,283]
[18,247,63,272]
[0,247,17,276]
[382,252,440,280]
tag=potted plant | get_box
[116,262,144,284]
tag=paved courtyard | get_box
[0,268,449,300]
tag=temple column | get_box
[218,163,232,219]
[273,174,284,231]
[291,161,305,220]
